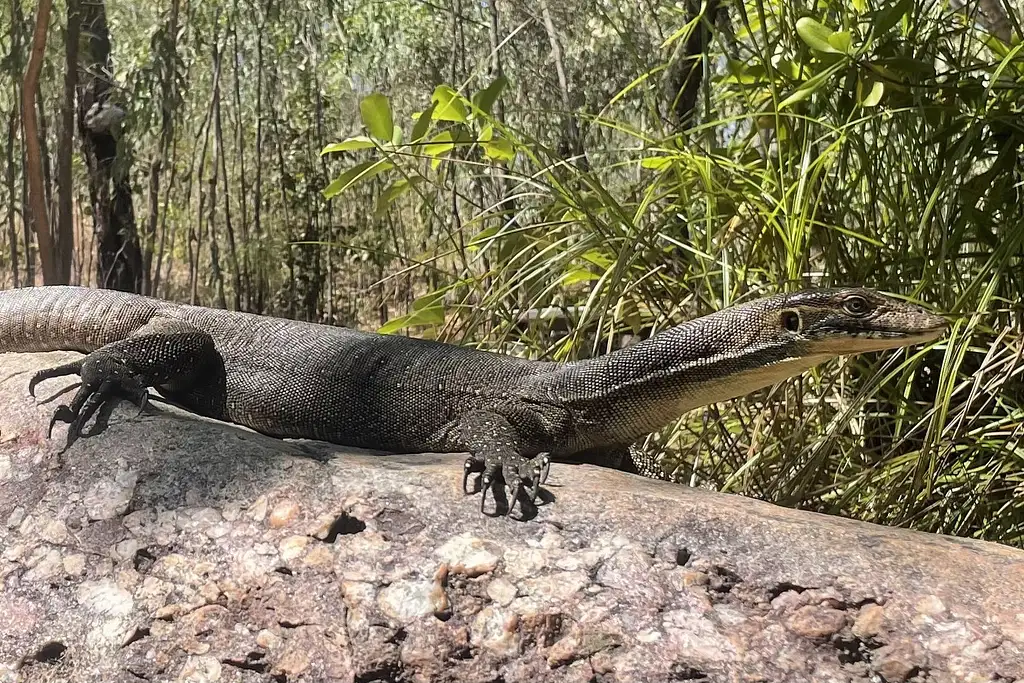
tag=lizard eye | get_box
[842,295,870,316]
[781,310,801,332]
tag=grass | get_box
[320,0,1024,546]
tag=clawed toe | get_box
[462,457,485,494]
[52,381,116,452]
[31,352,153,454]
[29,360,83,398]
[463,452,550,517]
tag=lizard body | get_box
[0,285,947,514]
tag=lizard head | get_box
[774,287,949,355]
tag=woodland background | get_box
[1,0,1022,544]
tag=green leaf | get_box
[472,75,508,115]
[359,93,394,141]
[423,131,455,157]
[411,102,436,142]
[778,67,838,109]
[373,178,424,218]
[431,85,468,122]
[482,137,515,162]
[857,76,885,107]
[560,269,599,286]
[640,156,673,170]
[778,83,817,109]
[322,159,393,199]
[828,30,853,54]
[852,0,868,12]
[411,290,446,311]
[872,0,911,37]
[579,248,614,269]
[468,225,506,247]
[796,17,841,53]
[320,137,377,155]
[377,304,445,334]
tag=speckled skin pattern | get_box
[0,286,946,514]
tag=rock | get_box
[784,605,848,639]
[83,470,137,521]
[268,500,300,528]
[852,603,885,639]
[377,579,437,622]
[874,641,925,682]
[487,577,517,606]
[0,351,1023,683]
[435,534,500,577]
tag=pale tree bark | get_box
[149,0,180,297]
[5,1,22,288]
[229,0,250,309]
[250,0,267,313]
[537,0,584,164]
[213,36,241,311]
[22,0,58,284]
[55,0,80,284]
[187,45,219,307]
[206,32,228,311]
[5,111,18,288]
[950,0,1015,41]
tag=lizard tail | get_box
[0,286,161,354]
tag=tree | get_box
[77,0,142,292]
[54,0,79,284]
[22,0,58,284]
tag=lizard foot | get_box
[465,452,550,517]
[40,352,151,452]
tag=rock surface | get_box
[0,351,1022,683]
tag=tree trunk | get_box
[660,0,718,132]
[189,80,217,306]
[537,0,585,165]
[149,0,180,297]
[213,37,241,311]
[22,0,58,284]
[77,0,142,292]
[251,0,266,314]
[143,159,160,295]
[230,2,250,310]
[55,0,80,284]
[5,111,19,289]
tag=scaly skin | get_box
[0,285,947,517]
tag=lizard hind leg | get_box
[34,316,219,453]
[47,347,154,452]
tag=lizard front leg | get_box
[454,410,550,517]
[28,316,220,452]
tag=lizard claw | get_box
[502,459,526,518]
[29,360,83,399]
[480,472,496,515]
[535,454,551,487]
[463,457,485,494]
[51,380,116,453]
[40,350,152,453]
[467,452,550,517]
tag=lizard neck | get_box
[528,311,825,446]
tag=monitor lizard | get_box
[0,285,947,516]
